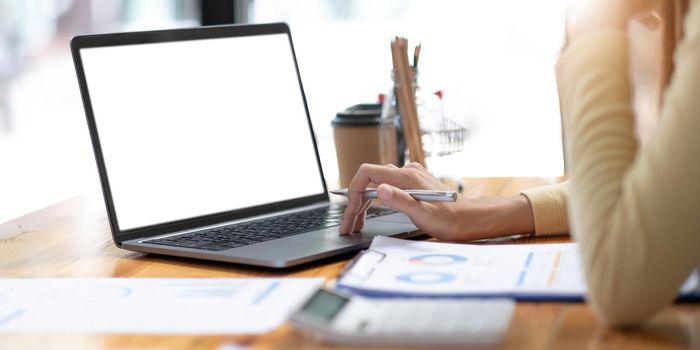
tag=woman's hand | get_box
[567,0,659,42]
[338,163,536,241]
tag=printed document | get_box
[338,237,699,300]
[0,278,323,334]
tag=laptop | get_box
[70,23,419,268]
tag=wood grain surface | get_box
[1,178,698,350]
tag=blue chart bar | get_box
[253,281,280,305]
[523,252,534,268]
[517,271,527,287]
[517,253,534,287]
[0,309,25,327]
[0,288,13,299]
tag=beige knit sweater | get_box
[520,2,700,326]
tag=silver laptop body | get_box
[71,23,419,268]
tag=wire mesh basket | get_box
[421,116,467,157]
[382,76,468,162]
[415,89,467,158]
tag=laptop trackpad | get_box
[370,211,414,224]
[325,219,418,239]
[228,220,418,266]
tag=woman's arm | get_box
[338,162,537,241]
[560,1,700,327]
[521,182,569,236]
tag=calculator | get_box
[290,288,515,347]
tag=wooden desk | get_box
[1,178,698,350]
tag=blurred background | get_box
[0,0,566,224]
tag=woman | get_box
[339,0,700,327]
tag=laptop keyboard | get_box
[145,206,396,251]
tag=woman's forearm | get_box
[558,2,700,326]
[440,195,535,242]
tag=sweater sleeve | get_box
[520,182,569,236]
[556,3,700,327]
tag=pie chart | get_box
[396,272,456,284]
[409,254,467,265]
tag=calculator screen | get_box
[301,289,349,321]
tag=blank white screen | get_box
[80,33,325,230]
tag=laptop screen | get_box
[79,33,325,231]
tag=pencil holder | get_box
[383,69,467,159]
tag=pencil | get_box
[413,43,421,68]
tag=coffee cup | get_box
[332,104,399,187]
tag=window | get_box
[245,0,566,182]
[0,0,566,223]
[0,0,198,223]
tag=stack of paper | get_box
[338,237,699,301]
[0,278,323,334]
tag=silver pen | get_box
[330,188,457,202]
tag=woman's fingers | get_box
[376,184,427,220]
[636,11,661,31]
[340,164,422,234]
[351,199,374,233]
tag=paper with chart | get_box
[338,237,699,299]
[0,278,323,334]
